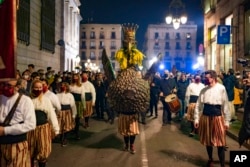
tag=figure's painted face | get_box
[123,38,137,52]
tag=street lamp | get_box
[165,0,187,29]
[84,59,100,73]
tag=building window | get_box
[164,52,170,60]
[90,31,95,39]
[165,42,170,49]
[81,52,86,60]
[176,32,181,40]
[100,31,105,39]
[186,33,191,40]
[175,62,181,70]
[90,41,96,49]
[90,51,96,60]
[165,32,170,39]
[165,52,170,57]
[154,40,160,50]
[154,32,159,39]
[186,42,192,50]
[176,42,181,50]
[17,0,30,45]
[41,0,55,53]
[111,32,116,39]
[99,41,104,49]
[110,41,116,49]
[111,51,116,60]
[81,41,86,49]
[81,32,86,39]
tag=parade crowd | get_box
[0,63,249,167]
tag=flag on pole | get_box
[0,0,17,81]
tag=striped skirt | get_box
[186,103,196,121]
[118,114,140,136]
[27,123,52,162]
[57,109,75,134]
[83,101,93,117]
[0,141,30,167]
[198,115,226,147]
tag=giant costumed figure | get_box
[102,23,154,153]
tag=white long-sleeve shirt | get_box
[0,93,36,136]
[32,96,60,135]
[194,83,231,126]
[81,81,96,105]
[185,82,205,105]
[56,92,77,118]
[44,90,61,113]
[69,84,86,109]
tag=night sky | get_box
[80,0,204,51]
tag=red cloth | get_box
[0,0,16,80]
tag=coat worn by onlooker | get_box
[176,76,189,120]
[223,70,237,121]
[149,82,160,117]
[159,74,177,125]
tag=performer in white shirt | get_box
[0,79,36,167]
[42,79,61,113]
[185,75,205,136]
[69,73,86,140]
[81,72,96,128]
[194,70,231,167]
[56,82,76,146]
[28,80,59,167]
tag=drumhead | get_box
[165,94,177,102]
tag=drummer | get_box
[159,71,177,125]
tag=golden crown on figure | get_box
[122,23,138,40]
[115,23,145,70]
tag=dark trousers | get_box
[161,100,172,123]
[95,97,105,118]
[74,116,80,136]
[150,100,158,116]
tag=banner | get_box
[0,0,17,81]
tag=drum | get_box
[165,94,181,113]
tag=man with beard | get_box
[194,70,231,167]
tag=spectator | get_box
[28,64,35,73]
[223,68,237,122]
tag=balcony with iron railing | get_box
[90,46,96,49]
[110,46,116,50]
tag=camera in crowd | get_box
[237,58,250,67]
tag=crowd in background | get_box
[7,63,250,167]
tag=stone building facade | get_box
[16,0,81,73]
[203,0,250,72]
[144,22,197,73]
[79,24,122,72]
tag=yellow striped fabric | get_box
[58,109,75,134]
[27,123,52,162]
[198,115,226,147]
[186,103,196,121]
[83,101,93,117]
[118,114,140,136]
[0,141,30,167]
